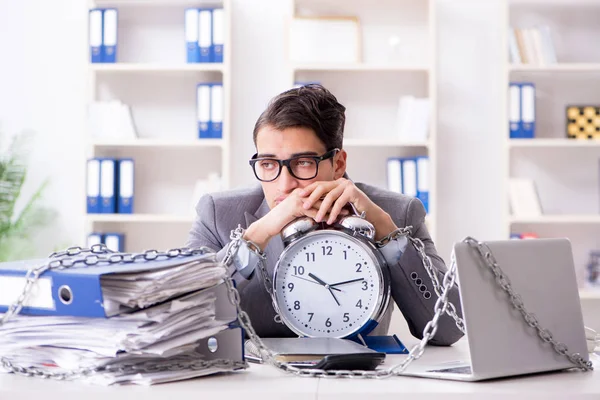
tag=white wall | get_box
[0,0,88,256]
[0,0,506,259]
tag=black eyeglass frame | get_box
[248,148,340,182]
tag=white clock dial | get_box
[273,231,385,338]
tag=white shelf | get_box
[509,139,600,148]
[579,289,600,300]
[93,0,224,7]
[509,63,600,72]
[343,139,430,148]
[292,64,429,72]
[90,138,225,148]
[510,215,600,224]
[90,63,224,73]
[87,214,195,223]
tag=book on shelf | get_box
[508,26,557,65]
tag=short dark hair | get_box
[252,84,346,151]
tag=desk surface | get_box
[1,339,598,400]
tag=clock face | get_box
[273,230,386,338]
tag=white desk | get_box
[1,339,598,400]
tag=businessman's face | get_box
[253,126,347,210]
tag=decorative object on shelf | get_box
[289,16,361,64]
[0,130,56,262]
[585,250,600,289]
[510,232,539,240]
[566,105,600,140]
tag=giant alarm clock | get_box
[271,214,391,338]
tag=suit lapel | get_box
[244,198,284,273]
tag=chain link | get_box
[462,236,593,371]
[2,230,593,381]
[0,245,246,380]
[228,229,593,377]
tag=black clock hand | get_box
[328,287,341,306]
[292,274,341,291]
[308,273,328,286]
[308,273,342,306]
[330,278,365,287]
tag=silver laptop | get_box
[401,238,589,381]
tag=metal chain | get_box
[227,226,460,378]
[463,236,593,371]
[0,245,247,380]
[224,226,283,324]
[227,229,593,377]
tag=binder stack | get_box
[87,158,135,214]
[197,83,223,139]
[386,156,430,213]
[89,8,118,63]
[185,8,225,64]
[508,82,536,139]
[0,250,246,385]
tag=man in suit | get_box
[187,84,463,346]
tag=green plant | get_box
[0,131,55,261]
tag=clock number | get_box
[362,281,368,291]
[356,263,362,272]
[308,312,314,322]
[343,250,347,260]
[294,301,301,310]
[288,282,294,292]
[343,313,350,323]
[325,317,332,327]
[305,252,315,262]
[321,246,333,256]
[293,266,305,275]
[356,300,363,308]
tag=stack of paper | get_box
[0,252,246,385]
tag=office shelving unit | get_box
[289,0,437,241]
[503,0,600,299]
[85,0,231,251]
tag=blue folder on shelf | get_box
[117,158,134,214]
[89,9,103,63]
[99,158,117,213]
[104,233,125,252]
[86,158,101,213]
[212,8,224,63]
[0,254,228,318]
[198,8,212,63]
[185,8,200,63]
[102,8,118,63]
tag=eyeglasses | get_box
[249,149,340,182]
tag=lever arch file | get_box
[0,253,226,317]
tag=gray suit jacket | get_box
[186,183,464,346]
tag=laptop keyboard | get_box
[427,365,473,374]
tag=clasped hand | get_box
[245,178,399,250]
